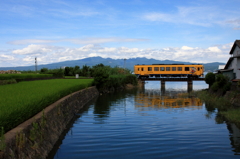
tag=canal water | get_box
[49,81,240,159]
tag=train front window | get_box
[172,67,176,71]
[160,67,165,71]
[178,67,182,71]
[154,67,159,71]
[148,67,152,71]
[166,67,170,71]
[185,67,189,71]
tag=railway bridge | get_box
[139,77,205,92]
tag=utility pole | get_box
[35,57,38,72]
[124,58,127,74]
[124,58,126,69]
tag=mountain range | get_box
[0,57,225,72]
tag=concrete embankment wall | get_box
[1,86,99,159]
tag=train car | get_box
[134,64,204,78]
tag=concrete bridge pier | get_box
[187,80,193,92]
[161,80,165,94]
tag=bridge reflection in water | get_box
[135,89,203,110]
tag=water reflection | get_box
[227,123,240,155]
[135,89,203,110]
[91,89,138,123]
[50,81,240,159]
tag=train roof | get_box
[135,64,202,65]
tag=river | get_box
[48,81,240,159]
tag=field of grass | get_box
[0,79,93,132]
[0,74,53,80]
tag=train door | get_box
[140,67,145,75]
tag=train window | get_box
[154,67,159,71]
[138,68,140,71]
[141,68,144,71]
[148,67,152,71]
[172,67,176,71]
[198,67,200,71]
[166,67,171,71]
[178,67,182,71]
[160,67,165,71]
[185,67,189,71]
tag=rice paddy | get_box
[0,79,93,132]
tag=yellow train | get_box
[134,64,204,78]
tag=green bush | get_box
[124,74,138,85]
[216,74,228,87]
[209,74,231,94]
[47,68,64,77]
[205,72,215,87]
[93,68,109,89]
[40,68,48,73]
[223,82,232,93]
[211,82,219,92]
[0,74,53,80]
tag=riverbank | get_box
[196,83,240,126]
[0,86,99,159]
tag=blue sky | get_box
[0,0,240,67]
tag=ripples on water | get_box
[49,81,240,159]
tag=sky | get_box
[0,0,240,67]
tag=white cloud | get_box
[1,43,233,67]
[207,46,221,53]
[181,46,194,50]
[12,44,57,55]
[0,54,14,60]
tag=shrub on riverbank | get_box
[91,64,137,92]
[0,79,93,132]
[205,73,232,95]
[93,73,138,92]
[205,72,215,87]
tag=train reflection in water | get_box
[135,89,203,109]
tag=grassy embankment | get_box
[0,79,93,132]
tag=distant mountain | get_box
[0,56,225,72]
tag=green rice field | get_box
[0,79,93,132]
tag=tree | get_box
[40,68,48,73]
[82,65,90,77]
[64,67,71,76]
[93,68,109,89]
[205,72,215,88]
